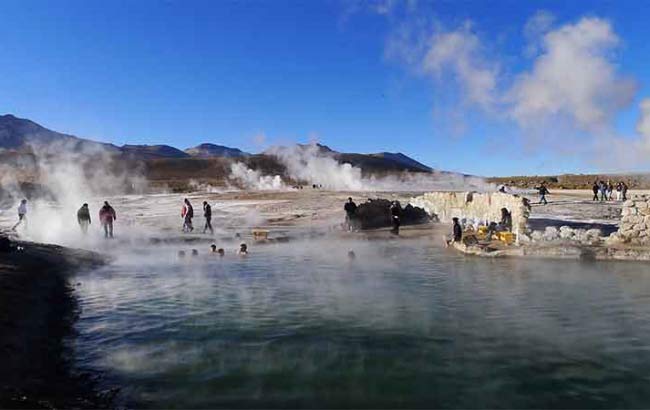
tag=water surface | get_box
[73,238,650,408]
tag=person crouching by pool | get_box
[446,217,463,246]
[238,243,248,256]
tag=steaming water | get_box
[72,237,650,408]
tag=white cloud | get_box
[422,22,499,109]
[523,10,555,56]
[508,17,637,131]
[524,10,555,39]
[636,98,650,139]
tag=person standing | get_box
[77,203,92,234]
[599,181,607,202]
[182,198,194,232]
[622,181,629,201]
[390,201,401,235]
[99,201,117,238]
[537,183,549,205]
[446,217,463,246]
[11,199,28,231]
[615,182,623,201]
[202,201,213,234]
[344,197,358,231]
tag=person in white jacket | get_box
[12,199,27,231]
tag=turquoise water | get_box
[73,238,650,408]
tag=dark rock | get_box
[354,199,430,230]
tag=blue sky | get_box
[1,0,650,176]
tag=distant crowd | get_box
[592,180,628,202]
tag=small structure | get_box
[252,229,269,240]
[611,195,650,245]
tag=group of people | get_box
[181,198,214,234]
[446,207,512,246]
[11,199,117,238]
[76,201,117,238]
[177,243,248,259]
[592,180,628,201]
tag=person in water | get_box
[177,250,186,258]
[390,201,401,235]
[344,197,358,231]
[203,201,213,234]
[99,201,117,238]
[77,203,92,234]
[182,198,194,232]
[191,249,199,257]
[347,250,356,260]
[238,243,248,255]
[11,199,28,231]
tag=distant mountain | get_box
[0,113,434,173]
[121,144,189,159]
[185,143,249,158]
[370,152,432,172]
[0,114,117,153]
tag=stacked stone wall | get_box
[615,195,650,245]
[409,192,530,233]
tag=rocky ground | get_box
[0,239,113,409]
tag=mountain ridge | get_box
[0,114,433,173]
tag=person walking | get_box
[77,203,92,234]
[202,201,213,234]
[606,180,614,201]
[182,198,194,232]
[537,183,549,205]
[99,201,117,238]
[11,199,28,231]
[615,182,623,201]
[622,181,629,201]
[592,181,600,201]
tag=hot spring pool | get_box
[72,237,650,408]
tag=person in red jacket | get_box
[181,198,194,233]
[99,201,117,238]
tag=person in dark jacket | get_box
[390,201,401,235]
[622,181,629,201]
[77,203,92,234]
[182,198,194,232]
[99,201,117,238]
[499,207,512,232]
[446,217,463,246]
[537,183,549,205]
[203,201,213,234]
[344,197,358,231]
[592,181,600,201]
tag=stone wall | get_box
[613,195,650,245]
[409,191,530,233]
